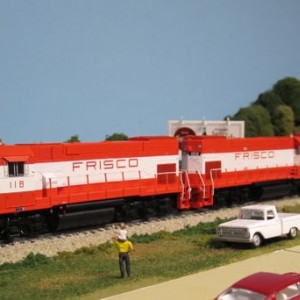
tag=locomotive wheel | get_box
[47,212,59,232]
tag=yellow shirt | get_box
[115,240,133,253]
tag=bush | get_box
[281,204,300,213]
[131,231,174,244]
[21,253,50,267]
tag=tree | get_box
[231,105,274,137]
[254,91,295,135]
[272,105,294,136]
[254,91,284,118]
[228,76,300,136]
[105,133,128,141]
[65,135,80,143]
[273,77,300,125]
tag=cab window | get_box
[8,162,25,177]
[267,210,275,220]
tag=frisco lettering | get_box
[235,151,275,160]
[72,158,139,171]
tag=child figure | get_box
[112,223,127,241]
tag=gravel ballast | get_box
[1,198,300,265]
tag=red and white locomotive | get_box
[1,134,300,237]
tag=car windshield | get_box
[217,287,266,300]
[238,209,264,220]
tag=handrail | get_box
[179,171,191,200]
[196,170,205,198]
[185,171,191,199]
[45,170,180,200]
[210,168,221,196]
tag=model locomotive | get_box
[1,134,300,237]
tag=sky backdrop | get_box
[1,0,300,144]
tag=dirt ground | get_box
[102,244,300,300]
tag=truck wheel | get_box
[288,227,297,239]
[252,233,262,247]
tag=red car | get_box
[215,272,300,300]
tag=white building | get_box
[168,119,245,138]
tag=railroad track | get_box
[1,197,300,265]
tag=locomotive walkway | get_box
[102,244,300,300]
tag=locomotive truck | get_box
[1,134,300,238]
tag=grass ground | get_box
[0,205,300,300]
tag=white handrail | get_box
[210,168,221,196]
[179,171,191,200]
[196,170,205,198]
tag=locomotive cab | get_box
[178,135,223,209]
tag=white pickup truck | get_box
[216,204,300,247]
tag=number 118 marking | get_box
[9,181,25,189]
